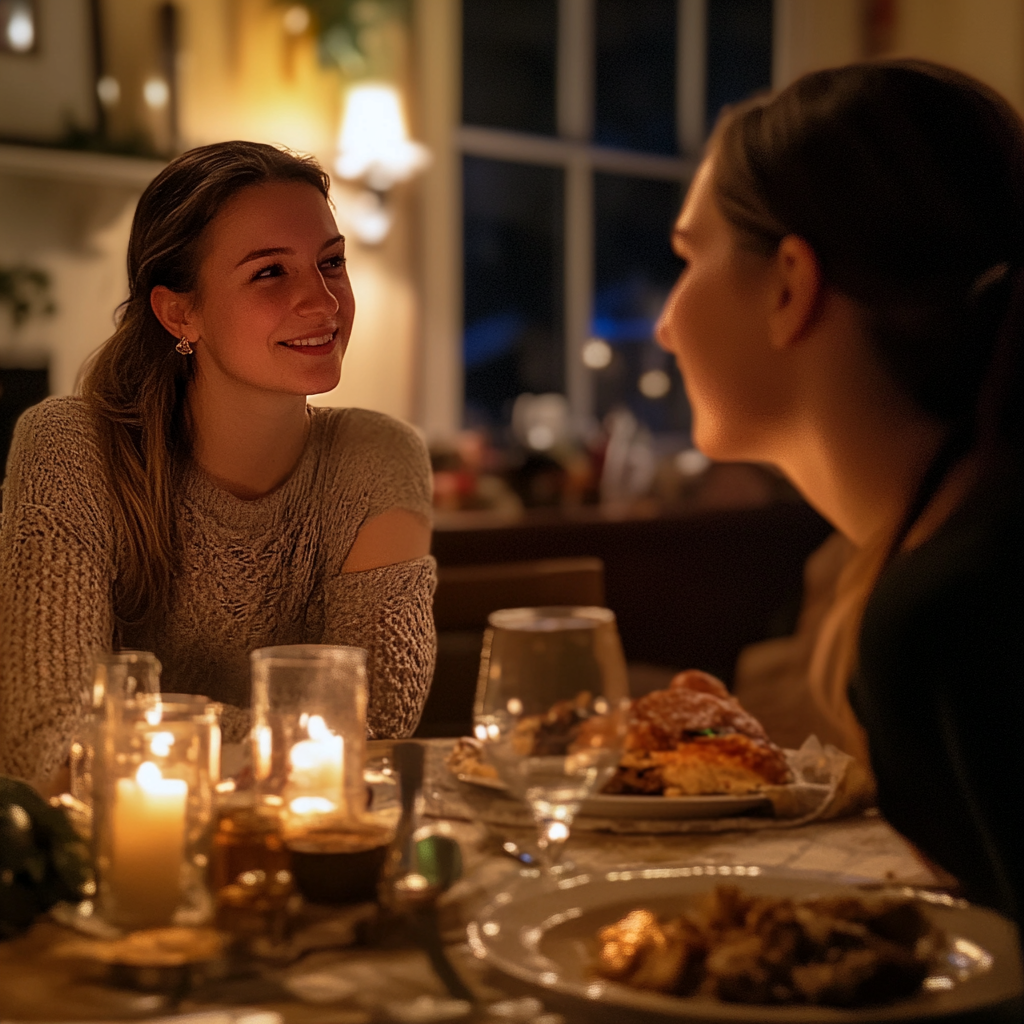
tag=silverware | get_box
[380,742,473,1003]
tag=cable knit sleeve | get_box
[321,555,437,739]
[0,398,116,786]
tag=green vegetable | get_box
[0,778,91,940]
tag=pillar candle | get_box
[108,761,188,927]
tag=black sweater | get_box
[850,469,1023,923]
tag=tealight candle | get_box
[108,761,188,927]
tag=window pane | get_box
[592,173,689,435]
[594,0,677,154]
[463,156,565,429]
[462,0,558,135]
[706,0,773,131]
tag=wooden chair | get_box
[415,556,606,738]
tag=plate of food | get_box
[447,671,834,822]
[467,864,1023,1022]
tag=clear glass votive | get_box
[70,651,163,809]
[250,644,369,836]
[92,698,220,930]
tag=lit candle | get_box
[108,761,188,927]
[286,714,345,818]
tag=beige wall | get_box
[773,0,864,88]
[774,0,1024,115]
[0,0,96,141]
[895,0,1024,114]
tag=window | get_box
[458,0,772,442]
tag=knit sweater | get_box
[0,396,437,785]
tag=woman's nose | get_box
[296,269,340,316]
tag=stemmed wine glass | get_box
[473,606,630,874]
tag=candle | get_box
[286,714,344,818]
[108,761,188,927]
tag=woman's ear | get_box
[767,235,823,350]
[150,285,198,346]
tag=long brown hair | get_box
[709,61,1024,751]
[80,142,330,626]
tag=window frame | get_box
[414,0,727,437]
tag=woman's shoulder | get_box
[3,395,108,513]
[860,471,1022,693]
[310,407,432,516]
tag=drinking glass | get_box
[250,644,369,834]
[473,606,630,872]
[92,697,221,929]
[70,650,162,809]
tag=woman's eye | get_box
[320,254,347,272]
[252,263,284,280]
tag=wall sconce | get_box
[335,82,429,245]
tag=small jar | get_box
[93,698,220,930]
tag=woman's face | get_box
[189,180,354,398]
[656,159,791,462]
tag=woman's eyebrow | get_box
[234,235,345,268]
[236,246,292,267]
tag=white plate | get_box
[455,772,819,820]
[467,865,1023,1022]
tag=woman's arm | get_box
[0,399,116,788]
[322,553,437,738]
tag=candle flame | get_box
[289,796,336,815]
[136,761,163,789]
[145,706,163,726]
[307,714,330,741]
[149,731,175,757]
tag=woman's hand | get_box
[342,508,431,573]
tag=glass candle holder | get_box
[250,644,369,836]
[70,651,163,809]
[93,698,220,930]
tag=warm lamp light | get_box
[335,82,429,244]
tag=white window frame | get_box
[413,0,755,438]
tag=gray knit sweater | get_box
[0,396,437,785]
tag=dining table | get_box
[1,738,1020,1024]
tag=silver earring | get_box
[176,336,193,355]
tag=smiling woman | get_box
[0,142,436,789]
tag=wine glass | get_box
[473,606,630,874]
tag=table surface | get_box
[1,741,1016,1024]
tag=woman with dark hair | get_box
[657,60,1022,923]
[0,142,436,787]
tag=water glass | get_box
[474,606,630,871]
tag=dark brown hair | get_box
[80,141,330,625]
[713,59,1024,434]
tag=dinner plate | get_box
[467,864,1023,1022]
[456,772,793,820]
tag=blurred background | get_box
[3,0,1024,512]
[3,1,1024,714]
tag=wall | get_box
[896,0,1024,114]
[0,0,96,141]
[773,0,1024,114]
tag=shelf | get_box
[0,142,164,188]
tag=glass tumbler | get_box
[70,651,162,809]
[92,698,220,930]
[250,644,369,836]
